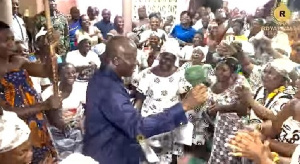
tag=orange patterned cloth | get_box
[0,69,56,164]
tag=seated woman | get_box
[141,33,162,69]
[42,63,87,160]
[107,16,125,40]
[0,110,36,164]
[75,14,103,47]
[237,59,297,163]
[65,38,100,81]
[0,109,96,164]
[179,32,208,65]
[180,47,215,85]
[139,13,168,46]
[170,11,196,46]
[228,91,300,164]
[227,76,300,164]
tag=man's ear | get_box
[112,57,119,66]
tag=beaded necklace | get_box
[267,86,286,99]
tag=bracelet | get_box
[271,152,280,163]
[255,123,262,131]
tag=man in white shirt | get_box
[66,38,101,80]
[11,0,29,48]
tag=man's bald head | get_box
[105,36,137,60]
[104,36,138,77]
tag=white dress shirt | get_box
[11,15,28,47]
[66,50,101,68]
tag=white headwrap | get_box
[60,153,99,164]
[269,58,299,82]
[150,31,160,38]
[77,35,91,44]
[0,110,30,153]
[35,27,48,41]
[193,46,208,62]
[158,38,180,67]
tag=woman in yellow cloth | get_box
[0,21,62,164]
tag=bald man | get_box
[94,9,114,40]
[83,36,208,164]
[133,6,149,29]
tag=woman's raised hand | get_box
[236,85,253,105]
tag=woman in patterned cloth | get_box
[200,57,250,164]
[180,47,215,86]
[227,74,300,163]
[0,22,62,164]
[236,59,297,162]
[132,41,191,163]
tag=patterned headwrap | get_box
[217,57,240,73]
[0,110,30,153]
[268,58,299,83]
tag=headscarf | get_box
[268,58,299,83]
[193,46,206,62]
[155,38,180,67]
[77,35,91,44]
[0,110,30,153]
[35,27,48,41]
[217,57,240,73]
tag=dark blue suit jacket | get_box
[83,66,188,164]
